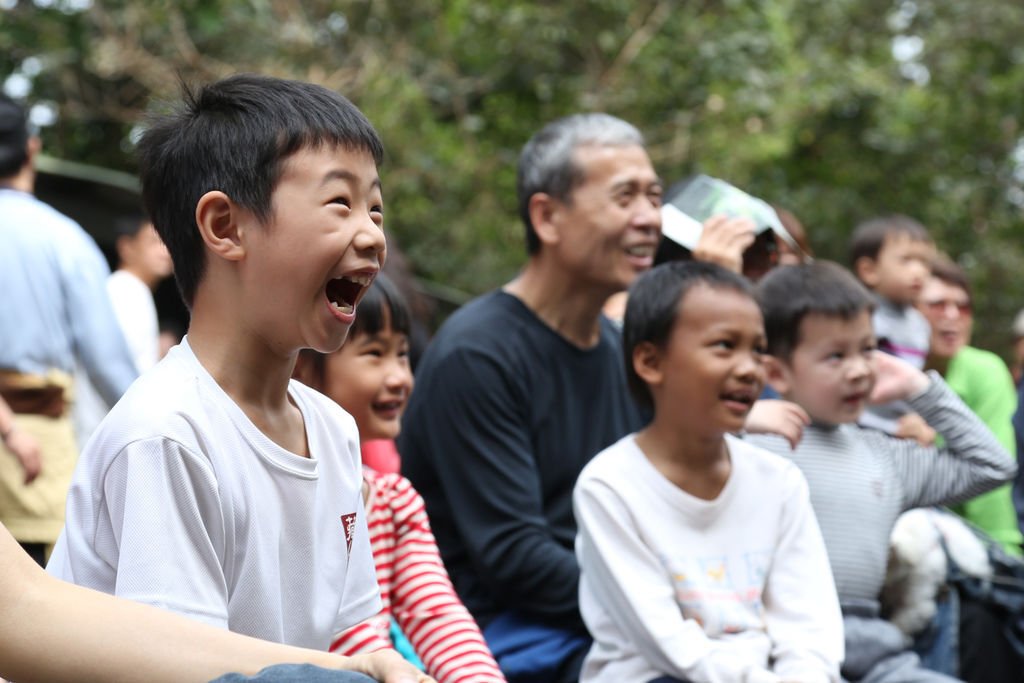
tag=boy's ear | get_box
[854,256,879,288]
[527,192,562,248]
[195,190,246,262]
[762,355,792,395]
[632,341,663,388]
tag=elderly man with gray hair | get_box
[399,114,663,682]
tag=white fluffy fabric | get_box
[881,508,992,636]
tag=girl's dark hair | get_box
[623,260,754,410]
[298,273,411,388]
[350,272,412,339]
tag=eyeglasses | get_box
[923,299,972,315]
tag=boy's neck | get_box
[635,420,732,501]
[876,293,912,310]
[187,309,309,457]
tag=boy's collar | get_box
[808,418,841,432]
[874,292,914,311]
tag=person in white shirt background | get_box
[73,212,173,445]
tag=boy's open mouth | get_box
[720,390,755,409]
[326,274,373,315]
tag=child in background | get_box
[849,215,936,437]
[748,261,1016,683]
[574,260,843,683]
[73,212,174,445]
[295,275,505,683]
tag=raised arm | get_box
[873,367,1017,509]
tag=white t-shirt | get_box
[73,269,161,444]
[49,338,380,649]
[574,434,843,683]
[108,269,161,371]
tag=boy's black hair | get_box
[136,73,384,309]
[298,273,412,389]
[623,260,755,411]
[756,261,875,360]
[849,214,932,265]
[0,93,30,178]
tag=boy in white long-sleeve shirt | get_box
[574,261,843,683]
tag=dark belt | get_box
[0,372,67,418]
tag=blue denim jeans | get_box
[483,611,591,683]
[210,664,376,683]
[912,586,959,676]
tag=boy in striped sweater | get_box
[746,261,1016,683]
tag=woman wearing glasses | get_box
[916,255,1022,556]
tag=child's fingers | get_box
[786,402,811,426]
[743,400,807,448]
[779,414,806,450]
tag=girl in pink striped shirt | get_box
[296,275,505,683]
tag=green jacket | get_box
[944,345,1023,555]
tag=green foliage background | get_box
[2,0,1023,354]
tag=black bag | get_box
[942,525,1024,659]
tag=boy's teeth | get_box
[331,301,354,314]
[345,274,373,286]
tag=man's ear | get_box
[195,191,246,262]
[854,256,879,288]
[527,192,562,248]
[762,355,792,395]
[633,341,663,389]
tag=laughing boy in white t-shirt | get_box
[48,75,424,681]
